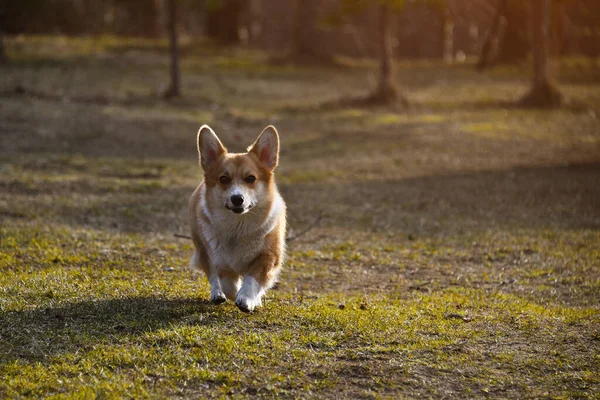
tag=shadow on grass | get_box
[278,96,596,114]
[0,297,216,365]
[281,162,600,236]
[277,97,520,114]
[0,84,212,108]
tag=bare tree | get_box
[477,0,532,70]
[0,36,6,63]
[477,0,507,71]
[163,0,181,98]
[519,0,563,107]
[366,3,408,105]
[439,7,453,62]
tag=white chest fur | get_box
[204,223,265,270]
[199,185,284,271]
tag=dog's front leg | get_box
[190,249,225,304]
[235,255,280,313]
[209,267,227,304]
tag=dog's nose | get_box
[231,194,244,206]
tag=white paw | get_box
[210,287,226,304]
[209,274,227,304]
[235,294,262,313]
[235,277,265,313]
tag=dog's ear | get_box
[197,125,226,170]
[249,125,279,170]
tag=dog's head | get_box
[197,125,279,216]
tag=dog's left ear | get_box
[250,125,279,170]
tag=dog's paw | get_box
[235,277,265,313]
[235,295,262,313]
[210,290,227,305]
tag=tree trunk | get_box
[440,10,454,63]
[519,0,562,107]
[0,35,7,63]
[551,0,567,55]
[164,0,181,98]
[478,0,529,68]
[368,4,407,105]
[477,0,507,71]
[532,0,550,87]
[378,5,395,99]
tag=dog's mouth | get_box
[226,205,253,215]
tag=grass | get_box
[1,35,599,398]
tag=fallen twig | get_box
[408,281,432,292]
[173,210,324,243]
[286,211,324,243]
[444,313,472,322]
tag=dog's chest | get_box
[203,223,263,270]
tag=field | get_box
[1,36,599,398]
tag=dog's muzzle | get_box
[226,194,253,214]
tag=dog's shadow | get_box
[0,297,218,365]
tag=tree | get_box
[367,0,447,105]
[0,36,6,63]
[438,7,453,62]
[366,3,408,105]
[477,0,529,70]
[163,0,181,98]
[477,0,506,70]
[336,0,409,106]
[519,0,563,107]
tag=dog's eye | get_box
[219,176,231,184]
[245,175,256,184]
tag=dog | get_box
[188,125,287,312]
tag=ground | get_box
[1,36,599,398]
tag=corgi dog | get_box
[188,125,287,312]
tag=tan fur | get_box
[188,125,286,312]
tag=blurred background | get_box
[1,0,599,104]
[1,0,600,60]
[1,3,600,397]
[0,0,599,235]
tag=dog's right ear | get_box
[197,125,226,170]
